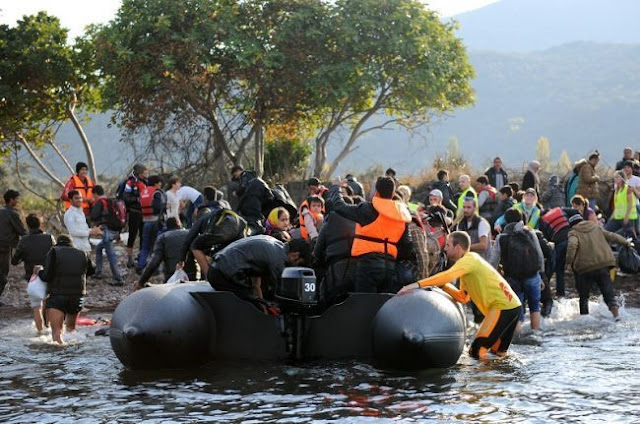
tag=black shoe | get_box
[126,257,135,268]
[93,273,103,280]
[109,281,124,287]
[541,302,553,318]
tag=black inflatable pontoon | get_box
[110,269,466,370]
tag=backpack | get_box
[265,183,298,220]
[204,209,248,247]
[101,198,127,231]
[499,231,541,279]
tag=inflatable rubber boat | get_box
[110,268,466,370]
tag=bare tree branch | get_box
[12,148,58,206]
[47,138,74,175]
[67,90,98,182]
[16,134,65,188]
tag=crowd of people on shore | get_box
[1,147,639,355]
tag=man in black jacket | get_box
[484,157,509,190]
[330,177,415,293]
[136,217,194,290]
[313,196,357,305]
[207,235,310,303]
[0,189,27,304]
[11,214,55,281]
[39,235,95,345]
[12,214,54,332]
[236,170,274,234]
[428,170,457,214]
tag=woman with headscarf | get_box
[522,160,541,197]
[265,207,292,242]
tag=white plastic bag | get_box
[27,274,47,301]
[166,269,189,284]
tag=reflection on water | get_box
[1,296,640,423]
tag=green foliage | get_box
[0,12,100,154]
[264,138,312,182]
[93,0,474,179]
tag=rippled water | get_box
[1,296,639,423]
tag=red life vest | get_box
[140,186,158,219]
[541,207,569,236]
[351,197,411,259]
[479,185,497,202]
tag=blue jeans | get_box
[138,221,160,271]
[588,198,597,210]
[508,274,542,321]
[95,228,122,282]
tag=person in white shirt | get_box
[165,176,181,221]
[177,185,204,227]
[64,190,102,253]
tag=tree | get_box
[0,12,101,189]
[94,0,332,181]
[310,0,475,178]
[558,150,572,172]
[536,136,551,172]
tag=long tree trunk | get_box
[254,123,264,177]
[16,135,65,188]
[67,90,98,183]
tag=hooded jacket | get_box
[575,159,599,199]
[541,176,566,209]
[566,220,629,274]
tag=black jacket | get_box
[492,197,516,225]
[329,186,414,261]
[140,228,191,284]
[211,235,288,289]
[522,170,539,195]
[236,172,273,225]
[428,180,457,213]
[484,167,509,188]
[0,206,27,249]
[11,229,55,280]
[314,212,356,266]
[39,242,94,296]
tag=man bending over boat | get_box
[207,235,310,304]
[399,231,522,359]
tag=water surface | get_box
[1,296,639,423]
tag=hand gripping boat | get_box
[109,268,466,369]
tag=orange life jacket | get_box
[63,174,95,214]
[351,197,411,259]
[299,200,324,241]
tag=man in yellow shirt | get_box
[399,231,522,359]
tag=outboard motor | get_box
[275,267,318,358]
[276,267,318,311]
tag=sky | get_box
[0,0,500,38]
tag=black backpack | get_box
[204,209,248,246]
[101,198,127,231]
[499,231,541,279]
[264,183,298,220]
